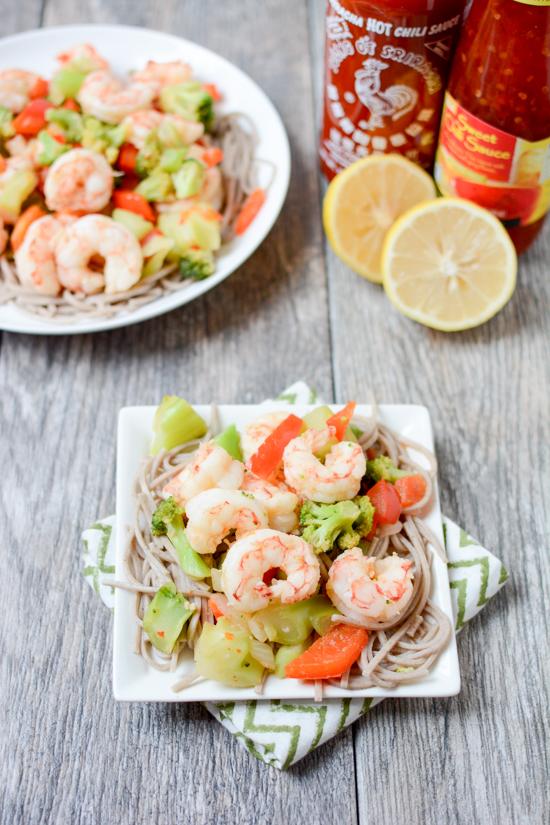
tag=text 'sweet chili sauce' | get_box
[435,0,550,253]
[320,0,466,180]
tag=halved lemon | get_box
[382,198,517,332]
[323,155,436,283]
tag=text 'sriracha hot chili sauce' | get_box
[320,0,466,180]
[435,0,550,253]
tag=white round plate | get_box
[0,25,290,335]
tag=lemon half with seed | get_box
[323,155,436,283]
[382,198,517,332]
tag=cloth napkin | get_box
[82,382,508,769]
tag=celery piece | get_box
[112,208,153,240]
[176,531,212,579]
[46,108,83,142]
[36,130,70,166]
[159,147,187,173]
[135,131,161,176]
[213,424,243,461]
[172,159,204,198]
[274,642,309,678]
[0,168,38,222]
[160,82,214,128]
[136,171,173,202]
[194,618,265,687]
[158,211,220,256]
[303,404,357,458]
[49,68,86,105]
[151,395,208,454]
[142,233,175,277]
[157,118,186,148]
[179,249,215,281]
[143,582,194,654]
[254,596,335,645]
[0,106,14,139]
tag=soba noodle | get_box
[115,407,452,697]
[0,114,260,322]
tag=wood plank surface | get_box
[0,1,548,824]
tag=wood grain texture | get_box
[0,0,548,824]
[308,2,550,824]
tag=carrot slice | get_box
[203,83,222,101]
[62,98,80,112]
[394,474,427,509]
[249,414,303,480]
[201,147,224,168]
[326,401,356,440]
[12,99,52,136]
[112,189,156,222]
[117,143,139,174]
[10,205,47,251]
[367,480,401,525]
[285,624,369,680]
[208,597,224,620]
[29,77,49,99]
[234,188,266,236]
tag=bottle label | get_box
[512,1,550,6]
[435,92,550,226]
[320,1,463,177]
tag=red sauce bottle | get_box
[435,0,550,253]
[319,0,466,180]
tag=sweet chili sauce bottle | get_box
[435,0,550,253]
[319,0,466,179]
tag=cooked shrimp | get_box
[56,43,108,72]
[283,428,366,503]
[78,70,156,124]
[241,471,299,533]
[241,412,289,463]
[0,69,40,113]
[14,215,66,296]
[121,110,203,150]
[44,148,114,213]
[163,441,244,507]
[55,214,143,294]
[132,60,192,92]
[327,548,414,625]
[185,488,268,555]
[221,528,320,612]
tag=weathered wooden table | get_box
[1,2,548,824]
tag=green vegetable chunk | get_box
[0,106,14,139]
[0,168,38,222]
[112,208,153,240]
[274,642,309,678]
[194,618,265,687]
[160,82,214,128]
[136,171,173,202]
[46,108,83,142]
[300,496,375,553]
[142,233,174,277]
[214,424,243,461]
[135,131,161,176]
[179,249,215,281]
[366,455,407,484]
[36,130,70,166]
[253,596,335,645]
[151,497,211,579]
[49,68,86,105]
[172,159,204,198]
[158,211,220,256]
[143,582,194,654]
[151,395,208,454]
[159,147,188,172]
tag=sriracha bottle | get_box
[435,0,550,253]
[319,0,465,179]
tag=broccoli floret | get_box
[366,455,407,484]
[151,496,184,538]
[353,495,375,538]
[179,249,215,281]
[159,82,214,129]
[300,499,361,554]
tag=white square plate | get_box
[114,403,460,701]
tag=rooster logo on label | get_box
[354,59,418,130]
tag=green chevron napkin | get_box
[82,382,508,769]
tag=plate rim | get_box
[0,23,291,335]
[114,402,461,702]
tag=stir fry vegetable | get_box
[150,395,208,454]
[285,624,369,680]
[143,582,195,654]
